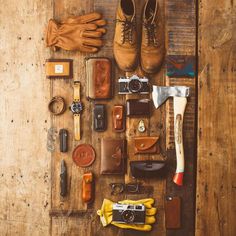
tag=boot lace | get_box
[143,21,158,46]
[116,18,135,44]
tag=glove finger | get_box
[82,30,102,38]
[83,38,103,47]
[119,198,154,208]
[78,12,102,23]
[85,23,98,31]
[111,222,152,231]
[96,28,107,34]
[146,207,157,216]
[80,45,99,53]
[61,16,80,24]
[145,216,156,224]
[92,19,107,26]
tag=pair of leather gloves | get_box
[46,12,107,53]
[97,198,157,231]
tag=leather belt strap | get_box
[74,81,81,101]
[48,96,66,115]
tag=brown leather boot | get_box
[113,0,138,72]
[141,0,165,74]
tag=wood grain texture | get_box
[0,0,197,235]
[165,0,196,235]
[0,0,52,235]
[196,0,236,235]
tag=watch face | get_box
[71,102,83,114]
[128,79,142,93]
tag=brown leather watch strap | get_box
[48,96,66,115]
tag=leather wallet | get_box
[86,57,112,100]
[101,138,126,175]
[45,59,73,79]
[130,161,166,178]
[165,196,181,229]
[126,99,151,117]
[82,172,94,203]
[166,55,195,78]
[112,105,125,132]
[94,104,107,132]
[134,136,160,154]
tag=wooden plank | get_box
[165,0,196,235]
[0,0,53,235]
[196,0,236,235]
[51,0,126,235]
[51,0,167,235]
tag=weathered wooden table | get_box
[49,0,196,235]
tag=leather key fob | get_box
[165,196,181,229]
[112,105,125,132]
[82,172,94,203]
[94,104,107,131]
[59,129,68,152]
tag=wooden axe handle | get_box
[173,96,187,186]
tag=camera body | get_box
[118,75,150,94]
[112,203,146,224]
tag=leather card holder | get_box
[112,105,125,132]
[126,99,151,117]
[165,196,181,229]
[86,57,112,100]
[45,59,73,79]
[130,161,166,178]
[134,136,160,154]
[101,138,126,175]
[166,55,195,78]
[94,104,107,132]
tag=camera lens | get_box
[128,79,142,93]
[122,210,135,223]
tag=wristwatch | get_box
[70,81,83,140]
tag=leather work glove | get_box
[97,198,157,232]
[46,12,107,53]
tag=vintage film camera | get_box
[118,75,150,94]
[112,203,146,224]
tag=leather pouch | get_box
[82,172,94,203]
[112,105,125,132]
[134,136,160,154]
[94,104,106,131]
[45,59,73,79]
[166,55,195,78]
[101,138,126,174]
[130,161,166,178]
[86,57,112,100]
[165,196,181,229]
[126,99,151,117]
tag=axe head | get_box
[152,86,190,108]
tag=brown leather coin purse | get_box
[112,105,125,132]
[86,57,112,100]
[82,172,94,203]
[101,138,126,174]
[134,136,160,154]
[72,144,96,167]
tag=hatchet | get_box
[152,86,190,186]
